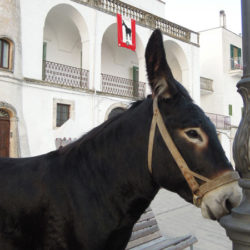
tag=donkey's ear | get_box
[145,29,177,98]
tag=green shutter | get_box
[238,48,241,58]
[230,45,234,69]
[230,45,234,58]
[133,66,139,82]
[42,42,47,80]
[229,104,233,116]
[132,66,139,97]
[43,42,47,61]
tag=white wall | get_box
[15,0,200,156]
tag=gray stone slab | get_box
[151,189,232,250]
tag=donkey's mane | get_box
[61,82,192,152]
[60,98,145,152]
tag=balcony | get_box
[200,77,213,94]
[206,112,231,130]
[72,0,199,46]
[229,57,243,77]
[43,61,89,89]
[101,73,146,98]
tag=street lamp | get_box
[219,0,250,249]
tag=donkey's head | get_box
[145,29,242,220]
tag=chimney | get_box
[219,10,226,28]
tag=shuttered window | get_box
[230,44,241,70]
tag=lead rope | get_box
[148,97,240,207]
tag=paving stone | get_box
[150,189,232,250]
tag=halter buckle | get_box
[193,194,202,208]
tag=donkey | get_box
[0,29,242,250]
[122,20,132,41]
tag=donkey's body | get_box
[0,99,159,250]
[0,30,242,250]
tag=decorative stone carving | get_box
[233,79,250,175]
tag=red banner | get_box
[117,14,136,51]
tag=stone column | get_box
[219,0,250,249]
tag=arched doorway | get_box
[0,109,10,157]
[43,4,89,88]
[108,107,126,119]
[101,23,145,98]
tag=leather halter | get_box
[148,97,240,207]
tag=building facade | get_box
[0,0,200,157]
[199,12,243,163]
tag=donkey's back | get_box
[0,154,73,249]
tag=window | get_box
[56,103,70,127]
[0,39,10,69]
[230,44,242,70]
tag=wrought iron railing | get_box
[200,77,213,92]
[206,112,231,130]
[101,73,146,98]
[71,0,199,46]
[230,57,243,70]
[43,61,89,89]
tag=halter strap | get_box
[148,97,240,207]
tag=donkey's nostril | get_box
[225,199,233,213]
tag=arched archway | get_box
[0,102,19,157]
[105,102,128,121]
[101,23,145,98]
[108,107,126,119]
[163,40,189,89]
[43,4,89,88]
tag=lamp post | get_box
[219,0,250,249]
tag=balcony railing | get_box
[206,112,231,130]
[43,61,89,89]
[101,73,146,98]
[72,0,199,46]
[200,77,213,92]
[230,57,243,70]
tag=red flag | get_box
[117,14,136,51]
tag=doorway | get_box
[0,109,10,157]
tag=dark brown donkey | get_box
[0,30,242,250]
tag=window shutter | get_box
[43,42,47,61]
[229,104,233,116]
[133,66,139,82]
[238,48,241,58]
[132,66,139,97]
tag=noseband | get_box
[148,97,240,207]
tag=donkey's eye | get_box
[185,130,202,141]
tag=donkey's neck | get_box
[79,98,159,221]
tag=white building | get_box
[199,10,243,163]
[0,0,200,158]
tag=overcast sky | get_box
[165,0,241,35]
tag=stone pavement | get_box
[150,189,232,250]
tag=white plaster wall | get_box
[221,29,243,127]
[200,28,225,114]
[21,82,95,156]
[200,28,243,126]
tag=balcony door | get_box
[0,109,10,157]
